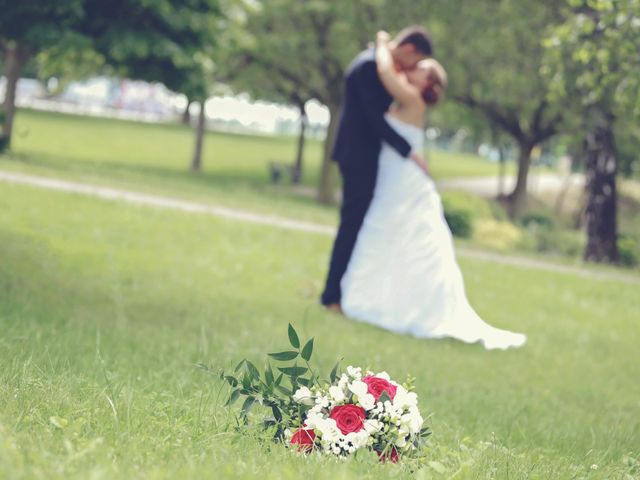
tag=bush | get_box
[520,223,583,257]
[618,235,640,267]
[443,207,473,238]
[473,219,523,250]
[441,191,495,238]
[520,212,555,229]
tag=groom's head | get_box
[390,26,433,70]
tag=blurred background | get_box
[1,0,638,268]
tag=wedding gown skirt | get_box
[341,116,526,350]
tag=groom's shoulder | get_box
[346,48,376,77]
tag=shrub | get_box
[618,235,640,267]
[473,219,523,250]
[520,212,555,229]
[520,223,583,257]
[441,191,495,238]
[443,207,473,238]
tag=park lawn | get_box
[1,182,639,479]
[0,109,512,224]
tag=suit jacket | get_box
[331,48,412,173]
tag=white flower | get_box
[392,385,418,409]
[292,386,314,405]
[375,371,391,381]
[315,395,330,408]
[306,415,341,443]
[329,385,345,403]
[345,430,369,449]
[363,419,383,435]
[348,381,375,410]
[402,406,424,434]
[337,373,349,391]
[346,366,362,379]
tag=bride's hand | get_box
[410,152,432,177]
[377,31,390,43]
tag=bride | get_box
[340,31,526,350]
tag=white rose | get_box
[329,385,346,403]
[349,380,376,410]
[363,419,383,434]
[346,366,362,379]
[292,386,314,405]
[375,371,391,381]
[393,386,418,409]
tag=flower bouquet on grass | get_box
[216,324,430,463]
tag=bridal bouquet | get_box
[215,324,430,463]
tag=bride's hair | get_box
[418,59,448,106]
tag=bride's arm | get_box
[375,32,421,106]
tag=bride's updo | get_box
[418,59,447,106]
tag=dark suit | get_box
[321,49,412,306]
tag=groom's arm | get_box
[351,60,413,158]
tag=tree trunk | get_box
[182,99,192,125]
[506,141,534,218]
[1,43,32,149]
[191,101,206,172]
[583,116,619,264]
[317,105,340,204]
[292,105,307,184]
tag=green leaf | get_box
[287,323,300,349]
[241,373,252,390]
[223,375,238,387]
[271,405,282,421]
[276,385,292,396]
[329,360,340,383]
[245,360,260,381]
[300,338,314,361]
[225,389,241,406]
[241,396,256,416]
[267,350,299,361]
[234,359,245,372]
[277,366,308,377]
[297,377,311,386]
[378,391,391,404]
[265,363,274,385]
[274,373,284,387]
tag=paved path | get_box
[437,173,585,197]
[293,173,585,200]
[1,170,637,284]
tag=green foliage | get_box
[0,0,85,51]
[443,206,473,238]
[441,191,497,238]
[545,0,640,125]
[520,212,556,229]
[618,234,640,267]
[217,324,323,438]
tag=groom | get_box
[321,26,434,313]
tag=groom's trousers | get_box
[321,163,378,306]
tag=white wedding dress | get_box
[341,115,526,350]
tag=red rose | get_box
[290,428,316,452]
[329,404,366,435]
[363,375,397,402]
[376,446,399,463]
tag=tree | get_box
[240,1,425,203]
[78,0,226,171]
[0,0,85,148]
[424,0,567,216]
[231,57,311,183]
[545,0,640,264]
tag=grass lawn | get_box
[0,109,514,225]
[1,182,638,479]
